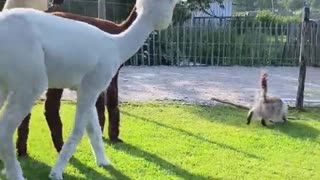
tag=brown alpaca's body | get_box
[16,7,137,156]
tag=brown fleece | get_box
[16,6,137,156]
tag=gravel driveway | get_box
[42,66,320,107]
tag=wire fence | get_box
[57,1,320,67]
[310,9,320,19]
[1,0,320,67]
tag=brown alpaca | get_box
[16,6,137,156]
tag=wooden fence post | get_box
[98,0,106,19]
[296,6,310,110]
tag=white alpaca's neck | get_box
[2,0,49,11]
[114,12,154,63]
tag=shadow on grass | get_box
[273,121,320,140]
[121,111,262,160]
[191,105,320,141]
[0,155,128,180]
[290,108,320,122]
[0,155,83,180]
[70,157,130,180]
[187,106,249,127]
[103,138,220,180]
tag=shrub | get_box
[256,10,300,25]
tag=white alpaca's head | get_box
[136,0,182,30]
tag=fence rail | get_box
[0,1,319,67]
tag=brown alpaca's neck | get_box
[118,6,137,31]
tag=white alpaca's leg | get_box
[0,90,8,162]
[49,61,112,180]
[0,88,9,177]
[86,107,109,166]
[0,89,44,180]
[49,90,108,180]
[49,103,89,180]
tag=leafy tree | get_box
[279,0,304,11]
[233,0,282,11]
[233,0,318,12]
[173,0,224,24]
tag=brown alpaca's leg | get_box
[106,67,122,143]
[95,92,106,133]
[16,113,31,157]
[44,89,64,153]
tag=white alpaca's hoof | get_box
[97,159,110,167]
[49,171,63,180]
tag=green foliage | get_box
[173,0,224,24]
[280,0,320,11]
[185,0,223,11]
[256,10,300,25]
[234,0,320,15]
[233,0,280,11]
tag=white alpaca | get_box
[0,0,181,180]
[2,0,51,11]
[1,0,51,177]
[0,0,58,177]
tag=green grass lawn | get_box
[1,102,320,180]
